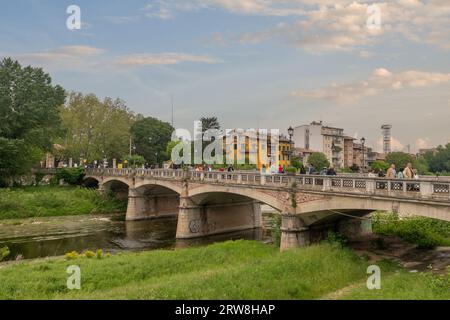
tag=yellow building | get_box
[223,131,293,170]
[278,136,293,169]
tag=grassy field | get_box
[0,240,448,300]
[0,186,126,220]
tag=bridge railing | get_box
[85,169,450,201]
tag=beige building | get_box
[292,121,345,168]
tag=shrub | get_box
[56,168,85,185]
[286,167,298,174]
[0,246,10,261]
[83,250,96,259]
[325,231,348,248]
[65,251,79,260]
[96,249,103,259]
[373,212,450,249]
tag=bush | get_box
[56,168,85,185]
[286,167,298,174]
[0,246,10,261]
[373,212,450,249]
[325,231,348,248]
[65,251,79,260]
[83,250,96,259]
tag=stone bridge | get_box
[84,169,450,250]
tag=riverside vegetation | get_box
[0,240,448,300]
[0,186,126,220]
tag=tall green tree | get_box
[0,58,65,181]
[131,117,174,165]
[308,152,330,169]
[371,160,390,172]
[424,144,450,173]
[386,152,414,169]
[59,92,135,162]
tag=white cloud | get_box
[9,46,219,71]
[195,1,450,52]
[292,68,450,103]
[116,53,220,66]
[416,137,431,150]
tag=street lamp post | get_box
[288,126,294,142]
[361,137,366,173]
[132,145,136,168]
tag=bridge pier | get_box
[280,215,310,251]
[176,197,262,239]
[126,188,179,221]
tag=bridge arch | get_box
[134,180,182,195]
[189,185,285,212]
[297,194,450,223]
[83,176,100,189]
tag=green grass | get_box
[0,240,447,300]
[0,186,126,220]
[373,212,450,248]
[341,270,450,300]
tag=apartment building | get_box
[292,121,345,168]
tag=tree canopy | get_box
[131,117,174,165]
[308,152,330,169]
[0,58,65,181]
[386,152,414,169]
[423,144,450,173]
[58,92,136,162]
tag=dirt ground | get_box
[349,235,450,274]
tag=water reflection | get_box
[0,214,275,261]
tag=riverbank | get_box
[0,240,448,300]
[0,186,126,220]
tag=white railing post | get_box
[366,179,375,194]
[323,177,331,191]
[420,181,433,199]
[261,174,266,186]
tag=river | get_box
[0,212,277,262]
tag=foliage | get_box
[286,167,298,174]
[423,144,450,173]
[0,246,10,262]
[269,215,282,247]
[371,160,390,172]
[0,186,126,220]
[83,250,96,259]
[0,58,65,181]
[413,156,430,175]
[386,152,414,169]
[56,168,85,185]
[325,231,348,248]
[308,152,330,169]
[65,251,79,260]
[58,92,136,163]
[122,155,146,168]
[131,117,174,165]
[200,116,220,133]
[372,212,450,249]
[166,140,181,161]
[290,156,303,170]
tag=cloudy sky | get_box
[1,0,450,152]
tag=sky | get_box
[1,0,450,153]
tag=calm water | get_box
[0,213,276,261]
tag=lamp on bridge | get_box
[288,126,294,142]
[361,137,366,172]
